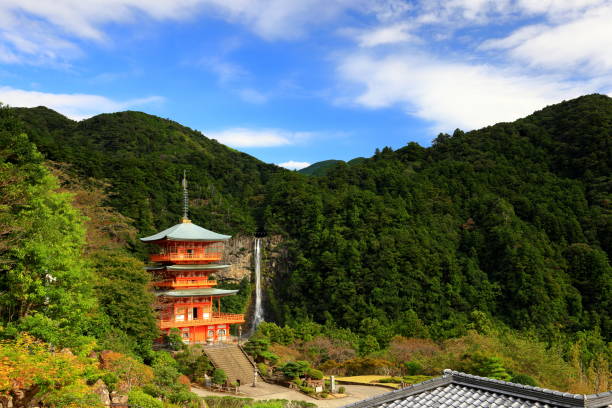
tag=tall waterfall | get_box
[252,238,264,329]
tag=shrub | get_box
[203,396,254,408]
[128,388,163,408]
[338,386,346,394]
[166,328,186,351]
[404,361,423,375]
[307,368,324,380]
[213,368,228,385]
[471,355,511,381]
[169,388,200,406]
[298,385,315,395]
[343,357,394,376]
[258,362,269,376]
[319,359,342,375]
[249,402,285,408]
[280,361,310,379]
[320,392,329,398]
[511,374,538,386]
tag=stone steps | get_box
[204,344,256,385]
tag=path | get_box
[192,382,390,408]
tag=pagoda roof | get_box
[140,221,231,242]
[155,288,238,297]
[146,264,230,271]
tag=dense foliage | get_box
[0,106,201,406]
[12,106,284,239]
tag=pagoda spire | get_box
[182,170,190,223]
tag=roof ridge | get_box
[341,374,453,408]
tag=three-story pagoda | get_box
[140,176,244,344]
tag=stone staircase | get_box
[203,344,257,385]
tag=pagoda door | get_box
[194,326,206,343]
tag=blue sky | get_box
[1,1,611,169]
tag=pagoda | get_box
[140,174,244,344]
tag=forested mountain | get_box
[12,106,284,238]
[5,95,611,367]
[298,160,345,176]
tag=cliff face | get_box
[219,234,285,282]
[219,234,256,281]
[219,234,287,328]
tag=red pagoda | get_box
[140,175,244,344]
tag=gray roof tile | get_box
[342,371,612,408]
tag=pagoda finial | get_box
[181,170,191,223]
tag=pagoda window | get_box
[207,329,214,337]
[203,312,210,319]
[218,329,226,336]
[193,307,198,319]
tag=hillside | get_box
[9,95,611,344]
[12,106,284,237]
[299,160,345,176]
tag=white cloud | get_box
[202,57,249,84]
[412,0,606,26]
[278,160,311,170]
[355,23,418,47]
[337,52,593,132]
[516,0,607,17]
[0,86,163,120]
[0,0,412,64]
[206,128,312,148]
[482,4,612,73]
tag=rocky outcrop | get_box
[218,234,289,329]
[218,235,284,282]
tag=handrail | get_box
[154,280,217,288]
[159,313,245,329]
[150,253,222,262]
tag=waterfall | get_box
[252,238,264,329]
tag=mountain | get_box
[12,106,284,237]
[9,95,611,342]
[299,158,369,176]
[298,160,345,176]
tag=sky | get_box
[1,1,612,169]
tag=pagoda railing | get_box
[154,279,217,288]
[150,253,222,262]
[159,312,245,329]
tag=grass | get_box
[328,375,432,389]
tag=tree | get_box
[471,354,512,381]
[0,335,101,408]
[0,131,98,349]
[212,369,227,385]
[280,361,310,379]
[101,351,154,392]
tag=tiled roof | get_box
[155,288,238,297]
[145,264,230,271]
[140,221,231,242]
[343,370,612,408]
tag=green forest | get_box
[0,94,610,404]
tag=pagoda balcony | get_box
[159,312,245,329]
[154,279,217,289]
[150,252,222,263]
